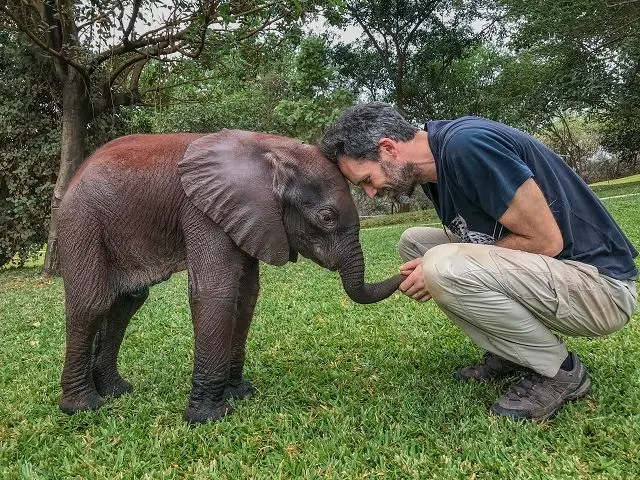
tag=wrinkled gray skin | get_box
[58,129,403,424]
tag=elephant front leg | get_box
[183,210,252,423]
[185,288,237,424]
[225,257,259,401]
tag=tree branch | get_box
[0,5,91,83]
[347,4,394,77]
[92,12,197,66]
[231,0,281,17]
[77,12,110,31]
[124,0,143,41]
[235,13,283,41]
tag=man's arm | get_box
[495,178,563,257]
[399,178,562,302]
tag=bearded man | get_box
[319,102,638,421]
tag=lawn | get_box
[590,174,640,187]
[589,180,640,200]
[1,187,639,479]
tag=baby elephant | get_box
[58,129,403,423]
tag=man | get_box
[319,102,638,421]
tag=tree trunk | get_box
[42,68,89,276]
[395,53,405,114]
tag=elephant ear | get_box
[178,130,290,266]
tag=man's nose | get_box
[363,184,377,198]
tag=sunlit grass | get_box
[590,173,640,186]
[1,185,639,478]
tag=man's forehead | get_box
[337,156,371,184]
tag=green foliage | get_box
[331,43,391,99]
[600,90,640,176]
[325,0,639,181]
[327,0,484,117]
[0,31,144,268]
[535,115,602,179]
[139,34,354,143]
[0,32,60,267]
[274,89,354,143]
[273,36,355,142]
[497,0,640,170]
[407,44,528,124]
[1,183,639,477]
[291,36,333,95]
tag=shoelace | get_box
[507,373,544,398]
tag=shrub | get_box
[0,33,61,267]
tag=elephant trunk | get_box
[338,239,404,304]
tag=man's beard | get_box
[379,160,421,204]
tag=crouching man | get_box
[320,102,638,420]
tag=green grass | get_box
[361,209,441,229]
[1,187,639,479]
[589,180,640,199]
[590,174,640,186]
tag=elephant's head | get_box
[178,129,403,304]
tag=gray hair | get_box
[319,102,419,164]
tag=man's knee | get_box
[397,227,428,260]
[397,226,447,261]
[421,244,459,293]
[422,243,494,299]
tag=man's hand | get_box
[399,258,432,302]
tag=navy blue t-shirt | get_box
[423,117,638,280]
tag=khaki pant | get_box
[398,227,638,377]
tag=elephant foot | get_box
[185,373,234,423]
[224,378,254,400]
[94,372,132,398]
[60,390,106,415]
[184,399,234,424]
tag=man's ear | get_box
[378,137,398,158]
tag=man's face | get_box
[338,155,420,203]
[379,159,419,203]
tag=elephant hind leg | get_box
[92,287,149,398]
[60,291,114,414]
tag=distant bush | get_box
[352,185,434,217]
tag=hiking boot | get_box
[490,352,591,421]
[454,351,528,381]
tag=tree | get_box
[327,0,492,117]
[0,0,326,274]
[271,35,355,142]
[537,116,601,179]
[497,0,640,175]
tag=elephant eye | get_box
[317,208,337,227]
